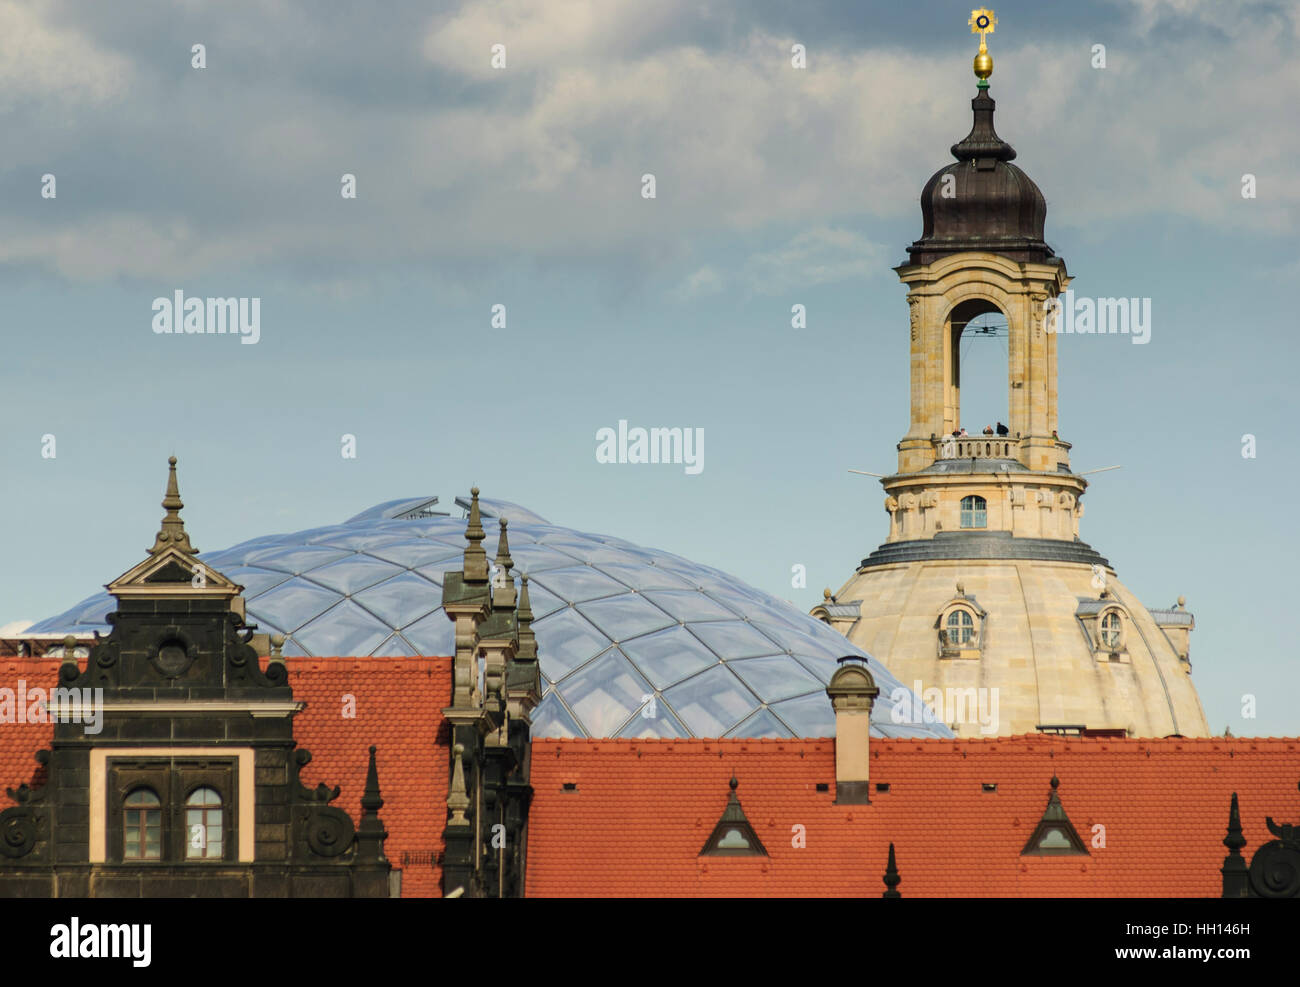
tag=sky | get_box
[1,0,1296,736]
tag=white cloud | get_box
[0,0,131,110]
[0,1,1294,281]
[743,227,886,294]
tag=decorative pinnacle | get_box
[1223,792,1246,852]
[361,745,384,814]
[969,8,996,86]
[492,518,515,608]
[60,634,78,667]
[147,456,197,556]
[516,574,538,661]
[462,486,488,582]
[883,842,902,898]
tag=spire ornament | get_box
[462,486,488,583]
[969,8,997,87]
[147,456,197,556]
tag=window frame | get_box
[122,788,162,862]
[960,495,988,529]
[107,758,236,865]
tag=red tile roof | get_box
[525,736,1300,897]
[0,657,452,898]
[281,657,451,898]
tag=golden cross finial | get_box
[969,8,997,49]
[969,8,997,85]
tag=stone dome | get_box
[829,554,1209,738]
[27,495,953,742]
[907,88,1055,266]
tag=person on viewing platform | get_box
[996,422,1009,436]
[959,427,968,437]
[983,425,994,435]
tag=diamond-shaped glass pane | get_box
[640,590,740,623]
[689,621,784,660]
[529,693,585,738]
[577,595,676,643]
[770,692,836,737]
[729,655,825,703]
[536,608,612,680]
[243,545,354,574]
[294,600,391,657]
[363,540,465,569]
[554,649,652,738]
[219,566,293,599]
[252,578,343,631]
[663,665,759,738]
[594,563,693,591]
[620,626,719,690]
[305,555,404,595]
[531,567,627,604]
[617,700,688,739]
[724,707,793,739]
[371,634,417,657]
[351,571,441,628]
[399,609,454,656]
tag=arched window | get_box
[1099,611,1122,649]
[960,495,987,528]
[124,789,161,861]
[185,787,224,859]
[946,609,975,645]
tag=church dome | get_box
[907,88,1055,266]
[28,495,952,742]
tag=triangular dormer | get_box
[1021,775,1089,856]
[700,776,768,857]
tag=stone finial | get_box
[1221,792,1249,897]
[491,518,516,609]
[956,581,965,596]
[462,487,488,583]
[1177,596,1186,609]
[361,745,384,815]
[823,588,832,600]
[147,456,198,556]
[447,743,470,826]
[516,574,537,662]
[355,745,388,864]
[60,634,78,668]
[882,842,902,899]
[269,633,285,662]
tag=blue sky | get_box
[1,0,1296,735]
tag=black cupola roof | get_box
[907,87,1055,266]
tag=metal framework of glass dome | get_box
[28,496,952,741]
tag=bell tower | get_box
[884,11,1083,545]
[823,10,1210,739]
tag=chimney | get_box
[827,658,879,804]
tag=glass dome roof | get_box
[29,496,952,741]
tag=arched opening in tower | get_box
[946,299,1009,441]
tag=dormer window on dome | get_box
[1076,597,1130,662]
[937,585,986,659]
